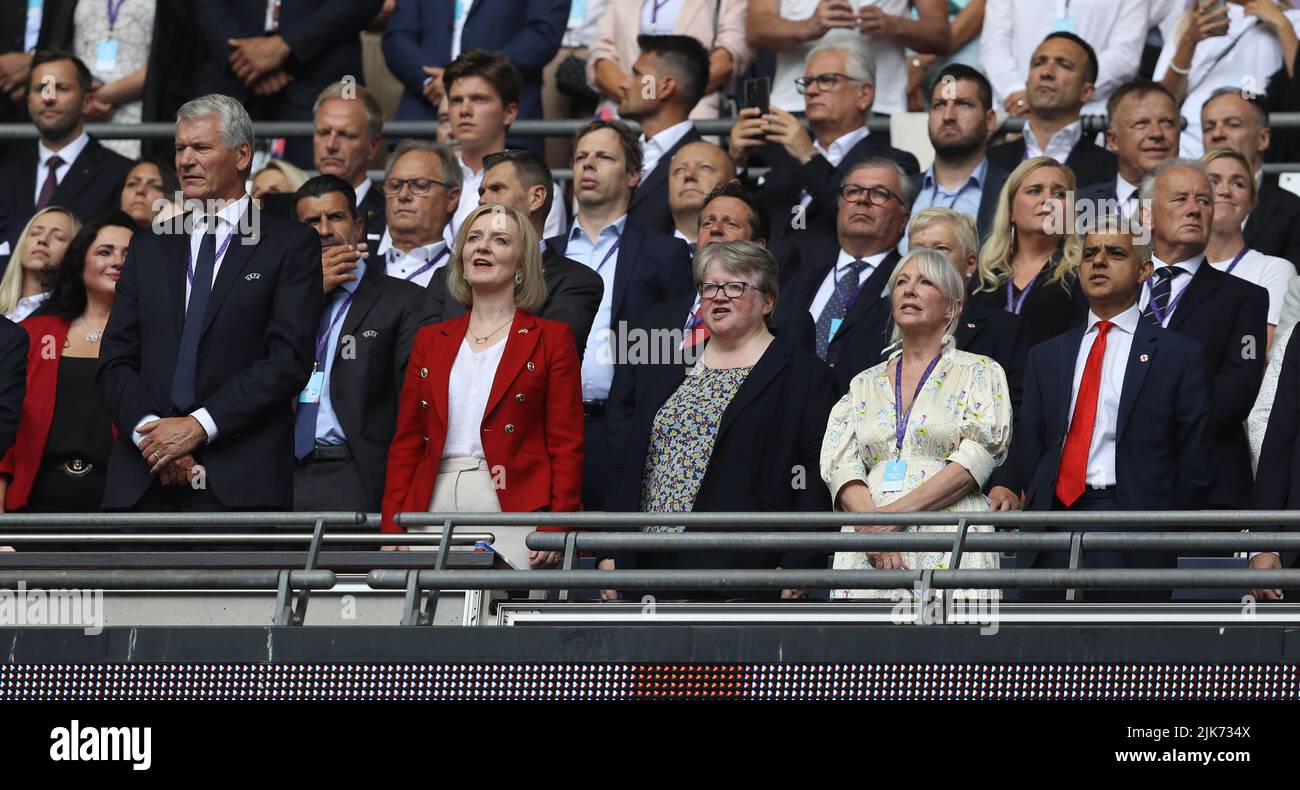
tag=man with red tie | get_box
[1011,218,1215,601]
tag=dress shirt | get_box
[353,178,372,208]
[443,335,508,458]
[1023,120,1082,165]
[4,291,49,324]
[909,158,988,222]
[640,0,685,35]
[1138,253,1204,326]
[1209,248,1298,326]
[444,156,568,247]
[312,258,366,446]
[563,0,608,48]
[25,0,43,53]
[671,226,695,253]
[640,119,695,179]
[808,247,893,323]
[798,125,870,208]
[33,131,90,205]
[1065,304,1140,487]
[377,233,449,288]
[1115,173,1141,217]
[132,193,252,447]
[565,213,626,400]
[451,0,473,60]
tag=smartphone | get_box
[743,77,771,116]
[1201,0,1226,13]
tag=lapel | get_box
[611,222,641,320]
[199,205,259,338]
[1165,260,1213,332]
[338,273,381,344]
[716,336,790,441]
[1116,318,1157,441]
[955,295,988,350]
[51,137,100,207]
[834,249,899,339]
[1245,179,1283,240]
[166,229,189,333]
[630,127,702,211]
[14,146,37,212]
[1056,328,1085,440]
[977,164,1008,238]
[430,312,472,428]
[464,0,485,23]
[484,310,541,419]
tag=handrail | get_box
[0,569,335,589]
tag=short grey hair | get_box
[807,38,876,87]
[314,81,385,141]
[908,207,979,264]
[1138,156,1209,206]
[888,248,965,345]
[1203,85,1268,128]
[694,240,780,306]
[842,156,917,209]
[385,139,463,193]
[1081,211,1152,266]
[176,94,254,152]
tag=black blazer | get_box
[98,209,325,509]
[627,126,703,235]
[425,245,604,360]
[0,317,27,461]
[964,267,1088,348]
[320,269,434,511]
[1014,318,1215,568]
[1253,332,1300,567]
[955,293,1030,415]
[1244,177,1300,271]
[0,0,70,128]
[985,131,1117,187]
[755,133,920,246]
[358,184,387,247]
[0,136,135,250]
[907,159,1011,240]
[606,330,839,588]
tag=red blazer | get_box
[0,315,118,511]
[381,310,583,532]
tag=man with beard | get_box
[667,141,737,252]
[907,64,1007,243]
[0,50,133,259]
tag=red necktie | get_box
[1056,320,1114,507]
[35,155,63,210]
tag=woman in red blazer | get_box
[382,205,583,568]
[0,211,135,514]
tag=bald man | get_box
[667,141,737,251]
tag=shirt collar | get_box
[569,213,627,243]
[339,256,367,295]
[1151,252,1204,276]
[191,193,251,232]
[38,130,90,169]
[1116,173,1140,202]
[641,119,695,155]
[1024,119,1082,158]
[815,125,870,165]
[922,157,989,191]
[1086,303,1141,335]
[835,246,893,274]
[353,178,372,206]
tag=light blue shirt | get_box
[314,258,366,445]
[565,214,626,400]
[902,158,988,256]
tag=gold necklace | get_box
[468,316,513,344]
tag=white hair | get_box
[176,94,254,152]
[888,248,965,346]
[807,38,876,87]
[1138,156,1208,206]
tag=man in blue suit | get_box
[1012,218,1215,601]
[545,119,694,509]
[382,0,569,153]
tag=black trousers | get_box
[292,458,372,513]
[582,413,610,511]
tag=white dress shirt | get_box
[1209,248,1298,326]
[444,155,568,247]
[33,131,89,205]
[563,0,608,48]
[1114,173,1141,217]
[640,119,694,179]
[1138,253,1204,326]
[565,214,626,400]
[1065,304,1141,488]
[376,233,449,288]
[4,291,49,324]
[1024,119,1082,165]
[808,247,893,324]
[353,177,372,208]
[639,0,684,35]
[981,0,1149,117]
[443,336,508,458]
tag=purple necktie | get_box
[35,155,63,210]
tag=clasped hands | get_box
[137,416,207,487]
[227,35,294,96]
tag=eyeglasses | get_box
[698,281,766,299]
[794,72,859,94]
[384,177,450,197]
[840,184,904,207]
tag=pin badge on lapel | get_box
[518,328,528,334]
[362,329,378,338]
[1139,354,1150,363]
[244,272,261,281]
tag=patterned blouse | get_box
[639,362,753,529]
[74,0,155,159]
[820,342,1012,600]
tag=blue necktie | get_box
[1142,265,1182,326]
[294,291,344,460]
[815,259,868,360]
[171,222,217,411]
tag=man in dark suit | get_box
[0,51,133,256]
[291,175,433,512]
[667,141,737,250]
[1137,158,1268,511]
[97,94,324,511]
[381,0,568,153]
[1074,81,1178,218]
[312,81,387,248]
[986,33,1117,187]
[429,148,602,359]
[0,0,70,128]
[773,157,912,393]
[376,139,461,289]
[729,38,920,249]
[908,64,1008,241]
[194,0,383,167]
[1013,219,1215,601]
[1201,88,1300,270]
[617,35,709,235]
[545,120,694,509]
[0,316,27,461]
[1250,326,1300,599]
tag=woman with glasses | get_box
[822,248,1011,601]
[966,156,1087,346]
[599,240,839,602]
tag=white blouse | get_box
[442,337,508,459]
[1248,323,1293,474]
[1209,248,1298,326]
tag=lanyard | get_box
[1004,272,1038,315]
[894,353,943,455]
[392,245,449,282]
[594,237,621,272]
[186,223,235,286]
[106,0,126,33]
[930,177,974,210]
[650,0,672,25]
[1144,270,1187,326]
[314,291,354,367]
[1225,246,1249,274]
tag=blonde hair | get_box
[1201,147,1258,211]
[975,156,1081,294]
[909,207,979,263]
[888,248,965,347]
[0,207,80,316]
[253,159,309,193]
[447,204,547,314]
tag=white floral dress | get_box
[820,344,1012,601]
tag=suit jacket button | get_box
[526,361,535,372]
[515,393,525,402]
[420,400,429,409]
[423,436,429,443]
[504,424,515,433]
[419,367,428,378]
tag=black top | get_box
[44,356,113,466]
[966,264,1088,348]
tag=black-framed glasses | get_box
[794,72,859,94]
[840,184,903,207]
[384,177,450,197]
[698,281,765,299]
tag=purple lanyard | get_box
[650,0,672,25]
[929,177,974,210]
[594,237,621,272]
[394,245,449,282]
[1225,246,1249,274]
[186,225,235,286]
[1004,273,1038,315]
[314,291,354,367]
[107,0,127,32]
[1144,270,1187,326]
[894,353,943,454]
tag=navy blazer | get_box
[627,127,704,235]
[1244,177,1300,271]
[0,136,134,252]
[985,131,1118,188]
[0,317,26,462]
[1253,332,1300,567]
[907,159,1011,240]
[1014,318,1215,565]
[382,0,568,148]
[97,210,325,509]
